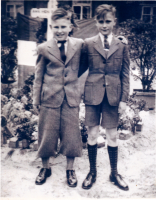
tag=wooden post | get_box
[47,0,58,41]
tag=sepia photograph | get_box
[1,0,156,198]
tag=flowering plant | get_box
[1,74,38,144]
[117,93,146,133]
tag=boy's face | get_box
[50,18,72,41]
[96,12,116,36]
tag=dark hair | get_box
[95,4,116,20]
[51,8,70,21]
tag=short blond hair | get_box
[95,4,116,20]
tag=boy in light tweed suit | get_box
[80,4,130,190]
[33,8,84,187]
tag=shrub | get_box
[119,19,156,91]
[1,74,38,144]
[1,16,17,83]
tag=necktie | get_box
[104,35,109,50]
[58,41,66,62]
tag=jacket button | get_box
[103,60,106,64]
[103,84,106,87]
[65,74,67,77]
[65,65,68,68]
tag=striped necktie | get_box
[104,35,109,50]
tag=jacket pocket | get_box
[84,82,93,102]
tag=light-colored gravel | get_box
[1,110,156,198]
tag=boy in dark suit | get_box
[81,4,130,190]
[33,8,84,187]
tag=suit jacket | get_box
[33,37,84,108]
[81,34,130,106]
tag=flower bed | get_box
[117,93,147,138]
[1,74,147,148]
[1,74,38,147]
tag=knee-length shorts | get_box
[37,97,82,158]
[85,93,119,129]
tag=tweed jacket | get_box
[81,34,130,106]
[33,37,84,108]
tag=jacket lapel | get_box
[65,37,77,65]
[93,35,107,59]
[107,37,120,59]
[47,39,64,64]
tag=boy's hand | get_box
[117,36,128,45]
[33,105,40,113]
[118,101,127,114]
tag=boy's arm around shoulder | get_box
[33,44,47,106]
[78,39,89,78]
[120,43,130,103]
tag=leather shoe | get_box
[66,170,77,187]
[35,168,51,185]
[82,172,96,189]
[110,173,129,191]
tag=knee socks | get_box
[88,144,97,174]
[107,145,118,176]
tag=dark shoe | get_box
[110,173,129,191]
[82,172,96,189]
[35,168,51,185]
[66,170,77,187]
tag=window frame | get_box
[6,2,24,18]
[72,2,92,20]
[141,5,156,23]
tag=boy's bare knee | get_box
[88,126,99,141]
[110,136,117,143]
[88,134,97,141]
[106,128,117,142]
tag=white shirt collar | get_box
[54,36,69,43]
[99,32,113,46]
[54,36,69,54]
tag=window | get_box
[6,3,24,18]
[74,6,81,19]
[73,1,92,20]
[142,6,156,23]
[7,5,14,18]
[83,6,90,19]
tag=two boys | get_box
[33,4,130,191]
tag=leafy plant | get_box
[80,120,88,143]
[119,19,156,91]
[117,93,146,133]
[36,19,47,44]
[1,16,17,83]
[1,74,38,145]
